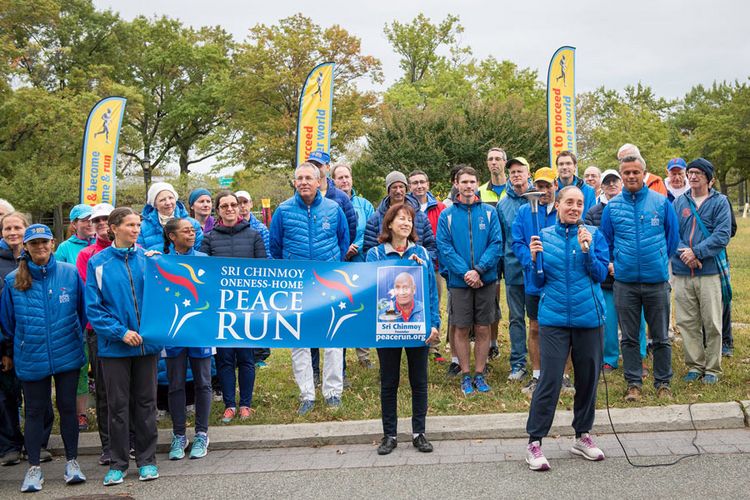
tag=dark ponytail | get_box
[107,207,137,243]
[162,218,182,254]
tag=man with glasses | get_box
[478,148,508,205]
[601,154,679,402]
[671,159,731,384]
[270,163,349,414]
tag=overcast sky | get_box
[95,0,750,99]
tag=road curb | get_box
[52,401,748,455]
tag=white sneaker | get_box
[525,441,550,471]
[570,433,605,461]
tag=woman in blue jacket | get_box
[0,224,87,492]
[524,186,609,472]
[366,203,440,456]
[86,208,162,486]
[200,191,266,424]
[138,182,203,251]
[162,218,212,460]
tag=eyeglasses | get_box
[91,217,108,223]
[219,203,238,210]
[686,170,705,178]
[602,179,620,186]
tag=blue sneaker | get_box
[473,374,491,393]
[298,399,315,415]
[507,366,527,381]
[21,466,43,492]
[722,345,733,357]
[325,396,342,409]
[190,433,209,459]
[682,371,702,383]
[461,375,474,395]
[64,459,86,484]
[256,360,268,368]
[103,469,126,486]
[169,434,188,460]
[138,464,159,481]
[702,374,719,385]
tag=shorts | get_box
[449,282,498,327]
[525,294,541,321]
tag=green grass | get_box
[81,219,750,432]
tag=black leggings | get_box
[22,369,79,465]
[376,346,429,437]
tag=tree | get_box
[577,84,680,172]
[228,14,383,170]
[355,99,547,201]
[384,13,468,84]
[116,16,235,192]
[674,80,750,193]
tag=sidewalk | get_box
[52,400,750,455]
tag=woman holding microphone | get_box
[524,186,609,471]
[366,203,440,455]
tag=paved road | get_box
[1,428,748,498]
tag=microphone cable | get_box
[585,235,702,467]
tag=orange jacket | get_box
[645,173,667,196]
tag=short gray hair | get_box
[330,163,352,179]
[584,166,601,177]
[617,143,641,159]
[295,162,321,179]
[0,199,14,214]
[618,154,647,171]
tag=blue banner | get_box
[140,255,431,348]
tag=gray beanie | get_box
[385,171,407,192]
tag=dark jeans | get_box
[22,369,79,465]
[614,281,673,388]
[506,284,527,370]
[101,355,158,471]
[526,326,602,440]
[0,370,24,455]
[376,346,429,437]
[216,348,255,408]
[311,348,320,378]
[166,353,211,435]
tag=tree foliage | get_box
[228,14,383,170]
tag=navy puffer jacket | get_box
[200,220,267,259]
[0,255,86,381]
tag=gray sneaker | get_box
[561,375,576,395]
[0,449,21,466]
[570,433,605,461]
[507,366,527,382]
[521,377,538,396]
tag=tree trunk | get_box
[739,180,745,207]
[53,205,64,242]
[179,145,190,177]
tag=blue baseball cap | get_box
[69,204,93,221]
[308,150,331,165]
[23,224,54,243]
[666,158,687,171]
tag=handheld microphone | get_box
[575,219,589,251]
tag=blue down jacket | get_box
[532,222,609,329]
[0,254,86,381]
[85,246,162,358]
[138,202,203,251]
[600,184,679,283]
[270,191,349,262]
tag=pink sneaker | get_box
[571,433,605,461]
[525,441,550,471]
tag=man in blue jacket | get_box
[601,153,680,402]
[556,151,596,217]
[270,163,349,415]
[307,150,357,246]
[363,172,437,265]
[437,166,502,395]
[671,158,731,384]
[497,158,530,381]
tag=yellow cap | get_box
[533,167,556,185]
